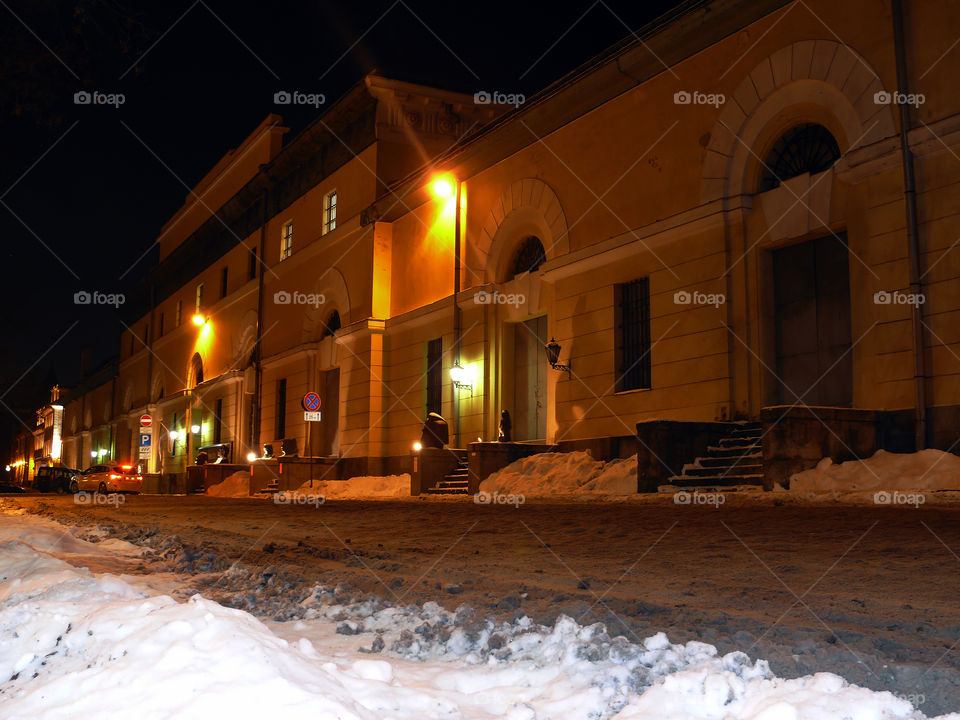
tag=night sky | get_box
[0,0,679,444]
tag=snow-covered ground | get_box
[1,510,956,719]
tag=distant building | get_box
[32,0,960,489]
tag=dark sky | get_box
[0,0,679,434]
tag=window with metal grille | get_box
[615,278,652,391]
[321,310,340,339]
[323,190,337,235]
[214,398,223,444]
[509,236,546,279]
[275,378,287,439]
[426,338,442,416]
[758,123,840,192]
[280,221,293,260]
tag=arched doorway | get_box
[505,237,548,442]
[760,124,852,407]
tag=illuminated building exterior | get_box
[14,0,960,489]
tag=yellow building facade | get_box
[35,0,960,489]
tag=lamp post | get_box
[431,175,464,446]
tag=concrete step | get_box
[437,478,469,487]
[666,473,764,487]
[683,464,763,478]
[696,454,762,468]
[658,483,764,494]
[706,444,760,457]
[424,486,470,495]
[718,435,761,447]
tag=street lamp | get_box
[431,172,465,445]
[450,361,473,394]
[192,313,207,327]
[545,337,571,375]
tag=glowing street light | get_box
[431,178,454,199]
[190,424,201,434]
[192,314,207,327]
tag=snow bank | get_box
[206,470,251,497]
[288,474,411,499]
[0,513,956,719]
[480,451,637,495]
[790,449,960,493]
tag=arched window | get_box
[321,310,341,339]
[508,236,546,280]
[189,353,204,388]
[758,123,841,192]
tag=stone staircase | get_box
[424,456,472,495]
[665,422,765,489]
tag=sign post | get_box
[302,393,322,481]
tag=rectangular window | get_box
[220,266,228,299]
[615,278,652,391]
[426,338,442,416]
[249,246,258,280]
[176,300,182,327]
[159,312,164,337]
[322,190,337,235]
[214,398,223,444]
[280,221,293,260]
[195,283,204,312]
[275,378,287,439]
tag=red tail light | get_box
[109,473,120,479]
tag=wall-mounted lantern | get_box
[450,362,473,394]
[545,337,571,375]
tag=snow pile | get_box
[290,474,411,499]
[206,470,252,498]
[1,514,956,720]
[480,451,637,495]
[790,449,960,493]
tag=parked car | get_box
[73,463,143,494]
[35,466,79,493]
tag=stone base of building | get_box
[761,406,915,489]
